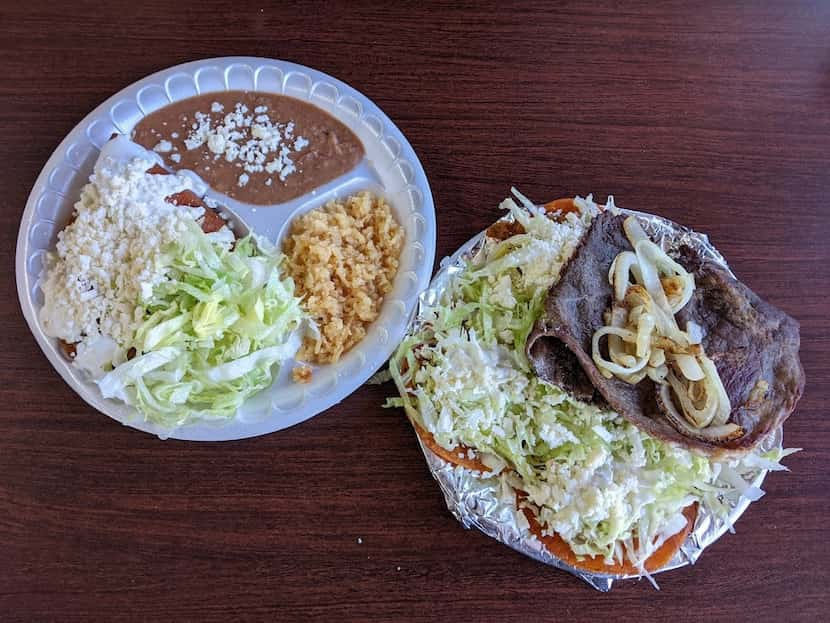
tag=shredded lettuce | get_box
[389,191,796,569]
[96,220,304,431]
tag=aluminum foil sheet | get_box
[404,205,783,591]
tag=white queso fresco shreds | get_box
[38,140,304,430]
[389,191,795,572]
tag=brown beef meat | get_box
[526,211,804,456]
[673,247,804,451]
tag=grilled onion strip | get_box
[592,216,734,440]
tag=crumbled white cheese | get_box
[170,153,181,163]
[183,102,307,183]
[238,173,250,187]
[152,140,173,153]
[489,274,517,308]
[38,156,220,360]
[538,421,580,449]
[211,101,224,113]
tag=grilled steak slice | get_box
[673,247,804,451]
[526,210,804,456]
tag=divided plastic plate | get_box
[16,57,436,440]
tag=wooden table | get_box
[1,2,828,621]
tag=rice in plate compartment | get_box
[37,136,306,432]
[388,190,803,586]
[283,191,404,365]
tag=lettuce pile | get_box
[97,222,304,431]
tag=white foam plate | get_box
[16,57,436,440]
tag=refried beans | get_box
[132,91,364,205]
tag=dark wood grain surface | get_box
[1,1,828,621]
